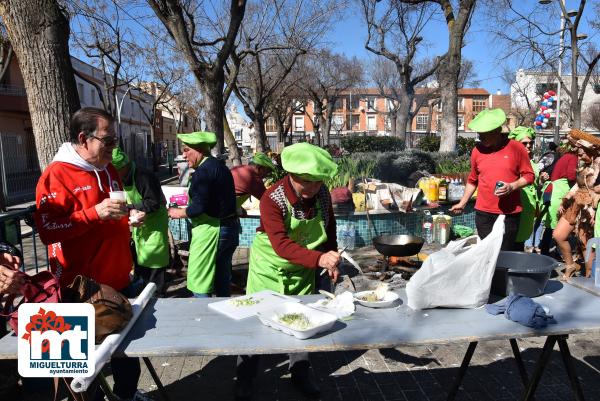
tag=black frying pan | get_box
[372,235,424,257]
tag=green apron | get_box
[247,199,328,296]
[124,163,169,268]
[186,157,221,294]
[516,161,539,242]
[544,178,571,229]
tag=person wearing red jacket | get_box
[34,107,146,401]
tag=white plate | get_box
[354,291,400,308]
[256,302,337,340]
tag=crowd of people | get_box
[0,104,598,400]
[451,107,600,280]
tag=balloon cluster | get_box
[534,90,556,130]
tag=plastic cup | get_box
[109,191,126,202]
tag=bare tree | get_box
[502,67,537,126]
[0,0,80,169]
[361,0,441,143]
[298,50,363,146]
[491,0,600,130]
[147,0,247,154]
[584,102,600,131]
[230,0,340,152]
[397,0,476,151]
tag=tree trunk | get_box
[223,115,242,166]
[0,0,80,170]
[253,113,269,153]
[438,59,459,152]
[198,70,226,154]
[389,110,397,137]
[571,34,581,129]
[313,101,323,146]
[323,100,334,146]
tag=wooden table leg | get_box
[446,341,478,401]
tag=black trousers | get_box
[475,210,521,251]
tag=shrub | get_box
[456,137,477,156]
[341,135,405,153]
[416,135,440,152]
[352,150,436,186]
[433,152,471,174]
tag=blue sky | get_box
[331,1,598,95]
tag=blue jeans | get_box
[193,221,239,297]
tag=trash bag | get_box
[406,215,505,310]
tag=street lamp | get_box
[539,0,564,143]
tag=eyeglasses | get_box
[522,141,533,147]
[90,135,117,147]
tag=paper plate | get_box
[354,291,400,308]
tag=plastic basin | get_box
[491,252,558,298]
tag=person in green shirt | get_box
[112,148,170,295]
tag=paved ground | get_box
[7,196,600,400]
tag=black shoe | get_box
[290,361,321,399]
[234,376,253,401]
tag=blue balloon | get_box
[535,125,542,130]
[541,101,548,107]
[536,116,544,121]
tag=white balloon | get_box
[547,102,553,107]
[541,123,548,128]
[546,109,553,113]
[543,118,549,123]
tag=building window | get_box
[436,117,442,132]
[294,116,304,132]
[367,115,376,131]
[130,101,135,116]
[536,83,558,96]
[184,115,188,127]
[346,114,360,130]
[265,117,276,132]
[367,97,376,111]
[235,130,242,141]
[90,88,96,105]
[458,115,464,130]
[77,83,85,103]
[457,97,464,111]
[332,97,344,110]
[348,95,360,110]
[472,97,486,113]
[416,114,429,131]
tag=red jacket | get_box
[35,143,132,290]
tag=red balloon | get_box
[548,90,556,96]
[544,113,551,118]
[544,94,550,99]
[535,121,542,126]
[540,106,547,111]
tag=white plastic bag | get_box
[406,215,505,310]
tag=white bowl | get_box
[256,302,337,340]
[354,291,400,308]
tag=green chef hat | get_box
[177,131,217,148]
[251,152,276,170]
[112,147,130,170]
[508,126,536,142]
[468,108,506,133]
[281,142,338,182]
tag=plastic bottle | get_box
[422,210,433,244]
[428,179,438,202]
[438,178,448,201]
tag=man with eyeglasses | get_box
[34,107,146,401]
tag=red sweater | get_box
[231,165,266,200]
[544,152,577,194]
[35,149,132,290]
[468,139,535,214]
[257,176,337,268]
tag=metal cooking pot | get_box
[491,251,558,297]
[372,235,424,257]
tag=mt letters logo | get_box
[18,303,95,377]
